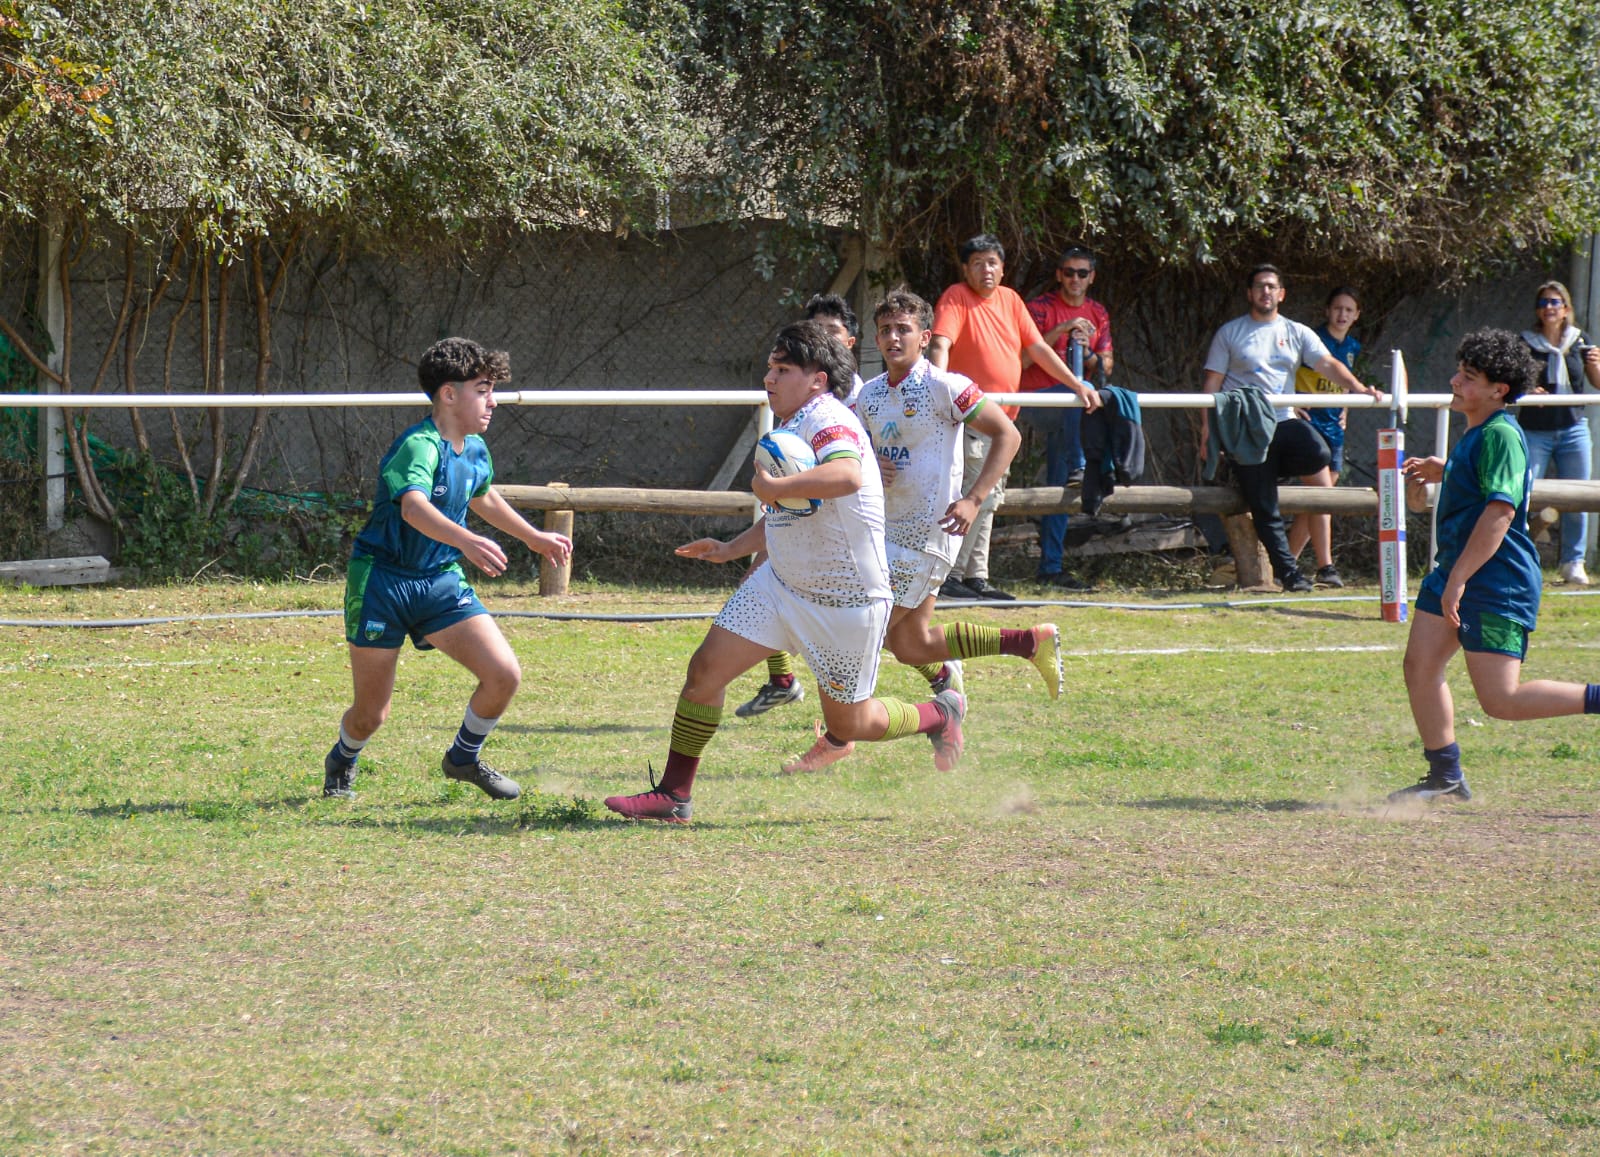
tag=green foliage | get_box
[0,2,114,145]
[104,453,364,579]
[1,0,691,249]
[687,0,1600,275]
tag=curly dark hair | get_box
[770,320,855,399]
[417,337,510,398]
[1456,328,1537,404]
[803,292,859,339]
[872,288,933,331]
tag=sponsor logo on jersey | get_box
[953,385,982,411]
[881,445,910,462]
[812,425,856,453]
[364,620,387,641]
[432,484,449,496]
[879,420,901,441]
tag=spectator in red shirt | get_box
[930,234,1100,599]
[1020,247,1115,587]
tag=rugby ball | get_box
[754,430,822,516]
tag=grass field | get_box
[3,578,1599,1155]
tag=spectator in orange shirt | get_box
[930,235,1100,599]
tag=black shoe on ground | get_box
[963,577,1016,600]
[1283,571,1315,594]
[938,576,978,600]
[442,754,522,800]
[1315,565,1345,589]
[1387,774,1472,804]
[1037,571,1092,591]
[323,751,356,798]
[1066,469,1085,487]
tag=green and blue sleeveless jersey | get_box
[352,417,493,575]
[1420,410,1541,629]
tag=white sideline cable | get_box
[3,588,1597,629]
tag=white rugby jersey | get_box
[765,391,890,608]
[854,357,987,560]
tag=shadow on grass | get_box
[498,722,660,736]
[1128,796,1321,813]
[68,796,311,821]
[1259,605,1377,623]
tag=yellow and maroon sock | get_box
[766,652,796,687]
[943,622,1037,660]
[657,697,722,796]
[876,696,946,740]
[912,661,946,684]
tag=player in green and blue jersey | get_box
[323,338,573,800]
[1392,329,1600,803]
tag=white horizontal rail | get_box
[4,388,1598,411]
[0,389,771,409]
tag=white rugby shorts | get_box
[886,541,950,609]
[714,562,889,703]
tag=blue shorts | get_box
[1415,587,1529,660]
[344,555,487,649]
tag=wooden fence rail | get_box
[499,480,1600,594]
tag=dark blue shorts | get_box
[1415,587,1529,660]
[344,556,487,649]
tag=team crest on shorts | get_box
[363,620,386,641]
[827,677,846,693]
[456,594,473,608]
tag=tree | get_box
[686,0,1600,279]
[0,0,691,527]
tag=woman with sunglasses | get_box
[1517,281,1600,585]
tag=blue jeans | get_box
[1017,386,1085,576]
[1523,422,1592,565]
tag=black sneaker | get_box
[963,577,1016,601]
[734,679,805,718]
[1066,469,1085,487]
[1283,571,1315,594]
[1315,565,1345,589]
[938,576,978,600]
[323,751,356,798]
[442,754,521,800]
[1037,571,1092,591]
[1387,774,1472,804]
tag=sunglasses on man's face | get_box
[1060,267,1093,278]
[1538,298,1567,309]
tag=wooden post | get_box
[539,482,574,597]
[38,217,65,531]
[1221,513,1274,590]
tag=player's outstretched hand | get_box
[530,530,573,566]
[461,533,510,577]
[1401,456,1445,486]
[677,538,736,564]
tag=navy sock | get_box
[1424,742,1463,782]
[328,725,365,770]
[446,706,499,766]
[1585,685,1600,715]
